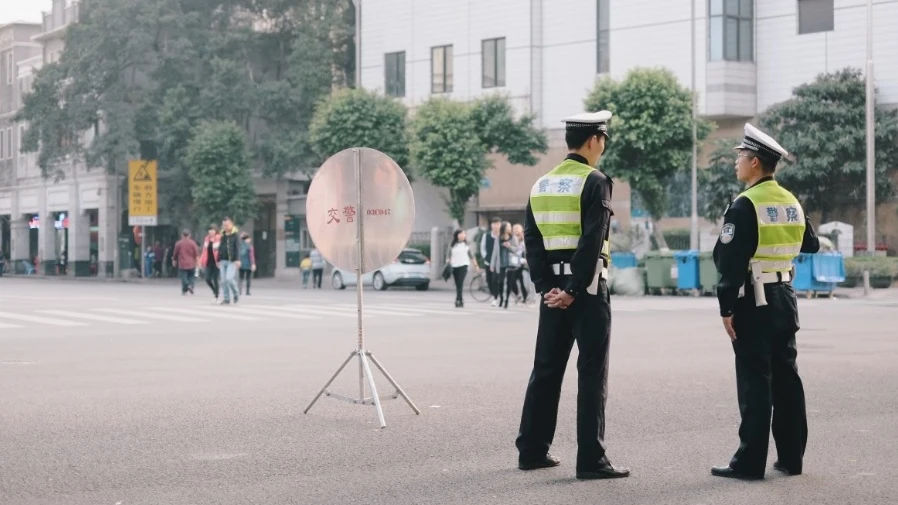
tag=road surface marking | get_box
[153,306,260,321]
[230,306,318,320]
[37,310,147,325]
[0,311,87,327]
[93,308,208,323]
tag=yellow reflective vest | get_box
[738,180,805,273]
[529,159,610,261]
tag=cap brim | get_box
[734,142,755,151]
[601,131,610,141]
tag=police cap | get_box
[734,123,788,165]
[563,111,612,141]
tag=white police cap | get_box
[734,123,788,163]
[562,111,612,140]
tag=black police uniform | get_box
[713,176,820,478]
[515,153,627,478]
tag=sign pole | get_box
[303,147,420,428]
[141,225,146,278]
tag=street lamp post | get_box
[865,0,875,254]
[689,0,699,251]
[354,0,362,88]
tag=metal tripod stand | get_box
[303,148,420,428]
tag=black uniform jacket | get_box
[524,153,614,297]
[713,176,820,317]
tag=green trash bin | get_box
[699,252,719,295]
[644,250,677,295]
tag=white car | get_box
[332,248,432,291]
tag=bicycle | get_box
[468,270,493,302]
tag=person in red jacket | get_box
[172,230,199,295]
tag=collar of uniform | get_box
[565,153,589,165]
[748,176,774,189]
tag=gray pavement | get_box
[1,278,896,505]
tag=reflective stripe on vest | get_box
[739,180,805,273]
[529,159,611,263]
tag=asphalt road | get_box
[1,278,896,505]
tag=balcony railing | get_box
[41,2,80,34]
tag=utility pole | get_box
[689,0,699,251]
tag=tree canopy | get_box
[185,120,257,227]
[584,67,714,246]
[15,0,353,219]
[410,95,548,223]
[698,139,744,222]
[756,68,898,221]
[309,88,411,176]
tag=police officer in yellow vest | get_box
[515,111,629,480]
[711,123,820,480]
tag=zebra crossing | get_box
[0,299,538,332]
[0,293,834,334]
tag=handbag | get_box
[441,263,452,281]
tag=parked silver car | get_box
[331,248,431,291]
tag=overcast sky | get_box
[0,0,53,25]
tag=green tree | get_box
[698,139,745,222]
[309,88,411,175]
[410,95,548,223]
[584,67,714,248]
[185,120,258,227]
[15,0,354,220]
[410,99,488,222]
[757,68,898,221]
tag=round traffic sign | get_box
[305,148,415,274]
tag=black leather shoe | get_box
[576,462,630,480]
[773,461,801,475]
[518,454,561,471]
[711,465,763,480]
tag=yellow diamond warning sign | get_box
[128,160,158,226]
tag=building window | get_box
[384,51,406,97]
[597,0,610,73]
[709,0,753,62]
[6,53,13,84]
[19,126,26,156]
[798,0,834,34]
[431,45,453,94]
[6,128,11,159]
[481,38,506,88]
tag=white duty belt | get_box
[737,260,793,307]
[551,259,608,295]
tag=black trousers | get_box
[239,269,252,294]
[313,268,323,288]
[486,269,498,299]
[452,265,468,303]
[729,283,808,476]
[516,278,612,471]
[205,265,220,298]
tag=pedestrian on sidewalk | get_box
[300,255,312,288]
[218,217,241,305]
[238,233,256,296]
[447,229,478,307]
[310,247,324,289]
[172,230,199,295]
[200,225,221,303]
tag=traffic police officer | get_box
[711,123,820,480]
[515,111,629,480]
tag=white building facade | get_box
[359,0,898,231]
